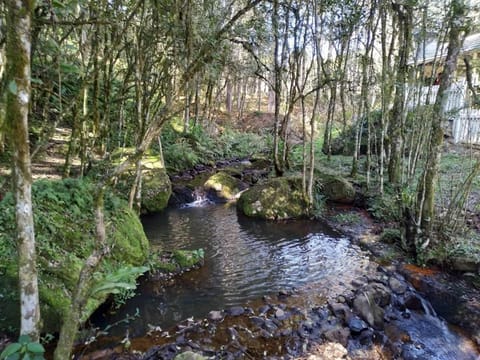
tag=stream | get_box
[85,203,480,359]
[93,203,370,337]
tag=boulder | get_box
[237,177,308,220]
[111,148,172,212]
[0,179,149,333]
[353,283,391,330]
[204,171,247,202]
[141,168,172,212]
[316,174,356,204]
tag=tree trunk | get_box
[417,0,467,239]
[388,2,413,185]
[5,0,41,341]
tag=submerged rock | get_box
[237,177,308,220]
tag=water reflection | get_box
[94,204,368,337]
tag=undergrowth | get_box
[157,119,270,172]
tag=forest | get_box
[1,0,480,359]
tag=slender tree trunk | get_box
[5,0,40,341]
[388,2,413,185]
[272,0,283,176]
[417,0,467,239]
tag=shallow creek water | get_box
[94,203,371,337]
[86,203,480,359]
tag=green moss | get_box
[204,171,244,200]
[380,228,402,244]
[173,249,204,268]
[238,177,308,220]
[140,169,172,213]
[0,179,150,334]
[315,173,356,204]
[106,148,172,213]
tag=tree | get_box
[5,0,41,341]
[416,0,469,243]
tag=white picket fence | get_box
[407,75,480,144]
[453,109,480,145]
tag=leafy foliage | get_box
[0,335,45,360]
[159,121,269,172]
[0,179,149,333]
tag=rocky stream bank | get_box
[76,158,480,360]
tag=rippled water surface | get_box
[94,204,370,337]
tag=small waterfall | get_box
[420,295,437,317]
[182,187,213,208]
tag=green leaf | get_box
[7,81,17,95]
[0,343,21,359]
[26,343,44,354]
[30,78,44,85]
[22,354,31,360]
[17,335,31,345]
[52,0,65,8]
[6,353,21,360]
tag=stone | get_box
[329,302,351,321]
[174,351,208,360]
[226,306,245,316]
[353,292,385,330]
[323,326,351,347]
[450,256,479,273]
[112,148,172,212]
[275,308,287,320]
[316,173,356,204]
[305,342,350,360]
[249,316,265,327]
[237,177,308,219]
[204,171,247,202]
[348,317,369,334]
[389,277,408,295]
[404,293,425,313]
[263,319,278,332]
[258,305,270,315]
[208,310,224,321]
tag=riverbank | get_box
[73,200,479,360]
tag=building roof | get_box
[411,32,480,65]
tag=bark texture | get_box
[5,0,40,340]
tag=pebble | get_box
[348,317,368,334]
[208,310,224,321]
[226,306,245,316]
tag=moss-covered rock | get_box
[111,148,172,213]
[150,249,205,274]
[204,171,247,202]
[317,174,356,204]
[237,177,308,220]
[0,179,149,334]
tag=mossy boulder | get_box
[111,148,172,212]
[0,179,149,334]
[237,177,308,220]
[317,174,356,204]
[204,171,247,202]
